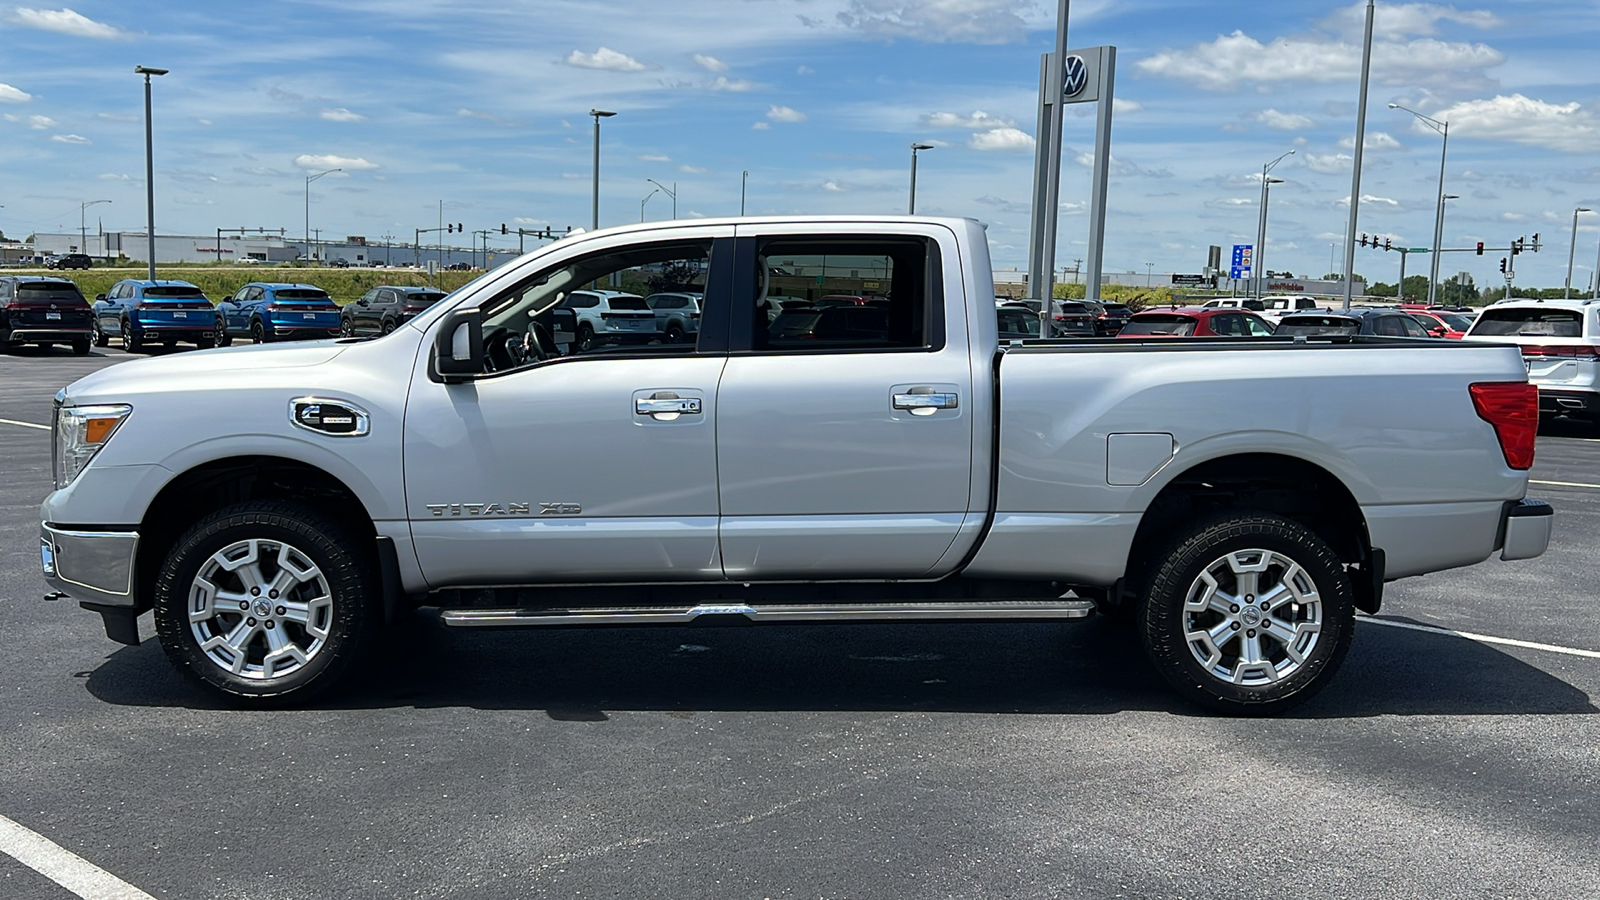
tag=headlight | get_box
[54,404,132,489]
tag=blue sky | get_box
[3,0,1599,288]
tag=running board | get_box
[438,599,1096,628]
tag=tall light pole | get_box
[1567,207,1592,299]
[909,143,934,214]
[740,170,748,216]
[646,178,676,219]
[134,65,167,280]
[590,109,616,230]
[1254,149,1295,300]
[1389,103,1450,306]
[79,198,110,256]
[641,187,659,222]
[1145,262,1154,287]
[304,167,341,264]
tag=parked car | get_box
[1464,299,1600,419]
[327,258,351,268]
[1199,297,1267,312]
[92,280,216,351]
[215,282,340,345]
[558,289,658,351]
[1274,307,1437,338]
[996,304,1042,341]
[341,286,448,337]
[0,275,93,354]
[1092,301,1134,335]
[644,292,703,344]
[1119,307,1276,338]
[1259,295,1324,321]
[39,215,1549,716]
[1409,309,1474,339]
[45,253,93,270]
[1050,300,1097,337]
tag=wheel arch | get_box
[1124,452,1379,613]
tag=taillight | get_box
[689,312,700,319]
[1520,345,1600,358]
[1469,382,1538,470]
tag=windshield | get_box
[1436,313,1473,331]
[1471,307,1582,338]
[1120,315,1197,336]
[1276,316,1359,336]
[1057,303,1090,315]
[16,284,85,302]
[607,297,649,311]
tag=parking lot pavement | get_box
[2,348,1598,899]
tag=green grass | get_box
[15,265,482,306]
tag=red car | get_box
[1118,307,1276,338]
[1408,309,1474,339]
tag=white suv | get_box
[1258,294,1322,321]
[1464,299,1600,418]
[560,289,659,351]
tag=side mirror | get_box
[433,306,484,382]
[357,298,369,306]
[95,294,106,302]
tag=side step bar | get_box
[439,598,1096,628]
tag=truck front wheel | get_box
[1139,512,1354,716]
[152,501,377,706]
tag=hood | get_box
[63,341,351,404]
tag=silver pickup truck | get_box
[39,216,1553,714]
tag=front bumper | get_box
[1500,498,1553,561]
[40,523,139,607]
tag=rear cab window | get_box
[1471,307,1584,338]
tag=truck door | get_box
[714,228,975,579]
[403,233,733,587]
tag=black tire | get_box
[152,501,378,706]
[251,319,268,343]
[216,317,232,347]
[664,323,685,344]
[93,321,108,347]
[339,317,355,337]
[1138,511,1354,716]
[380,319,395,335]
[71,338,91,356]
[123,320,143,352]
[575,323,596,353]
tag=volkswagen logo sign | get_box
[1062,54,1089,98]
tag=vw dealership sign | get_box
[1062,55,1088,99]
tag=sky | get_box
[2,0,1599,290]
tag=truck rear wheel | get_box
[1138,512,1354,716]
[152,501,377,706]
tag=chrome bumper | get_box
[1500,499,1553,561]
[40,524,139,607]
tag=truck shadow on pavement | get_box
[84,614,1596,718]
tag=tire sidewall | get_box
[152,503,374,705]
[1139,512,1355,715]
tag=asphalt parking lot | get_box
[1,345,1597,899]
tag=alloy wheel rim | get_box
[187,538,334,680]
[1181,548,1323,686]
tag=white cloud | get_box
[1138,31,1502,90]
[0,83,31,103]
[3,113,54,129]
[835,0,1032,45]
[1254,108,1315,130]
[564,47,648,72]
[969,127,1034,152]
[1339,131,1404,151]
[766,105,806,123]
[637,154,671,162]
[822,180,845,192]
[1073,151,1174,178]
[751,121,770,130]
[293,153,377,171]
[1209,198,1255,209]
[1337,194,1400,206]
[797,65,814,75]
[709,76,756,92]
[320,107,365,122]
[692,54,727,73]
[1305,153,1354,173]
[98,172,131,180]
[13,7,124,39]
[678,164,707,174]
[1431,94,1600,153]
[1112,99,1143,114]
[196,118,212,126]
[1321,2,1500,39]
[50,133,89,144]
[923,110,1013,129]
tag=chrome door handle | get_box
[893,391,958,416]
[636,391,702,421]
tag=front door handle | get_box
[636,391,702,421]
[893,391,959,416]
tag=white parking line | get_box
[0,814,157,900]
[0,417,49,431]
[1530,479,1600,490]
[1360,615,1600,660]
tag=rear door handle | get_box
[893,391,959,416]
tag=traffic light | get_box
[1384,238,1391,251]
[501,223,508,235]
[1359,233,1368,247]
[1499,258,1507,273]
[1532,233,1541,251]
[1476,241,1484,256]
[1512,237,1523,255]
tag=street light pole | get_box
[741,170,748,216]
[1254,150,1295,300]
[1389,103,1450,305]
[641,188,659,222]
[590,109,616,230]
[646,178,677,219]
[1145,262,1154,287]
[80,200,110,258]
[134,65,167,281]
[909,143,934,215]
[304,167,341,264]
[1567,207,1592,299]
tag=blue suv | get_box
[215,282,340,344]
[93,279,216,351]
